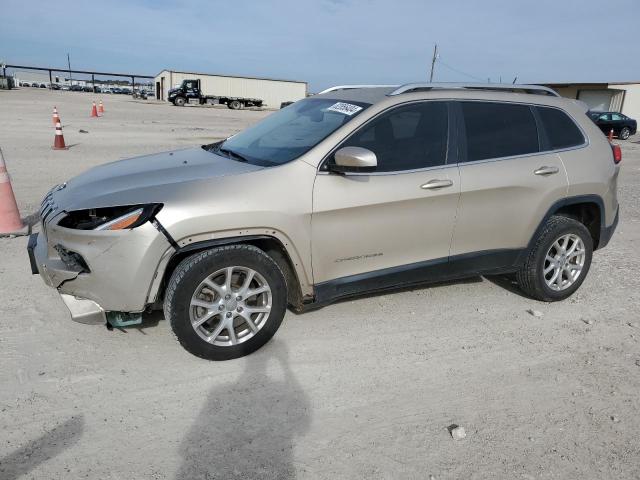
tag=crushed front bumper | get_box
[28,232,106,324]
[28,220,173,324]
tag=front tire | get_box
[516,216,593,302]
[164,245,287,360]
[173,96,186,107]
[620,127,631,140]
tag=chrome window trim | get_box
[456,101,590,166]
[317,98,590,176]
[316,163,457,176]
[451,142,589,168]
[317,98,452,174]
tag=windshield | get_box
[210,97,371,166]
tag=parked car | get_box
[29,83,620,360]
[111,87,122,94]
[70,85,83,92]
[20,82,30,87]
[588,111,637,140]
[61,85,70,91]
[280,101,295,109]
[31,82,39,87]
[39,83,47,88]
[51,84,61,90]
[102,88,112,94]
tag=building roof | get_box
[155,69,307,85]
[542,81,640,87]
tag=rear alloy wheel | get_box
[165,245,287,360]
[542,234,586,291]
[516,215,593,301]
[619,127,631,140]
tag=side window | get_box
[599,113,611,121]
[535,106,585,150]
[461,102,539,162]
[339,101,448,172]
[611,113,624,121]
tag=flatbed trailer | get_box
[168,79,263,109]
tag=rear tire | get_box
[164,245,287,360]
[620,127,631,140]
[229,100,242,110]
[516,216,593,302]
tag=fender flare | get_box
[146,233,310,306]
[516,194,606,267]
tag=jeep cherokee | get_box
[28,83,620,360]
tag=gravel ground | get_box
[1,88,639,480]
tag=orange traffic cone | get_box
[52,106,61,126]
[90,101,99,118]
[98,100,104,114]
[52,120,68,150]
[608,129,614,141]
[0,147,26,235]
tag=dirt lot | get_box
[1,88,639,480]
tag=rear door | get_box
[312,101,460,284]
[451,101,569,263]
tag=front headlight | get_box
[57,204,163,231]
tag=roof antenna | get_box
[512,76,518,84]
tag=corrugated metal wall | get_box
[155,70,307,109]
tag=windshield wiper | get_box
[218,147,249,163]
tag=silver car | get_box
[29,83,620,360]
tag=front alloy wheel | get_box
[165,245,287,360]
[189,266,272,346]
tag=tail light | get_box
[611,144,622,164]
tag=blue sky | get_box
[2,0,639,91]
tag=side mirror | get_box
[330,147,377,173]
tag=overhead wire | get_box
[435,57,489,83]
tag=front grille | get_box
[40,188,59,227]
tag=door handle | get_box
[533,166,559,176]
[420,179,453,190]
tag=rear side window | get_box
[339,101,448,172]
[535,107,585,149]
[461,102,539,162]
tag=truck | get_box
[167,79,264,109]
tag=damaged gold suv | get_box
[29,83,620,360]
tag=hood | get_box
[52,147,263,211]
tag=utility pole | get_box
[67,53,72,86]
[429,43,438,82]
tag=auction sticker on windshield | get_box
[326,102,363,116]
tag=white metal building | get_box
[154,69,307,109]
[544,82,640,119]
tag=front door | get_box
[312,101,460,285]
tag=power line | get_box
[436,58,486,82]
